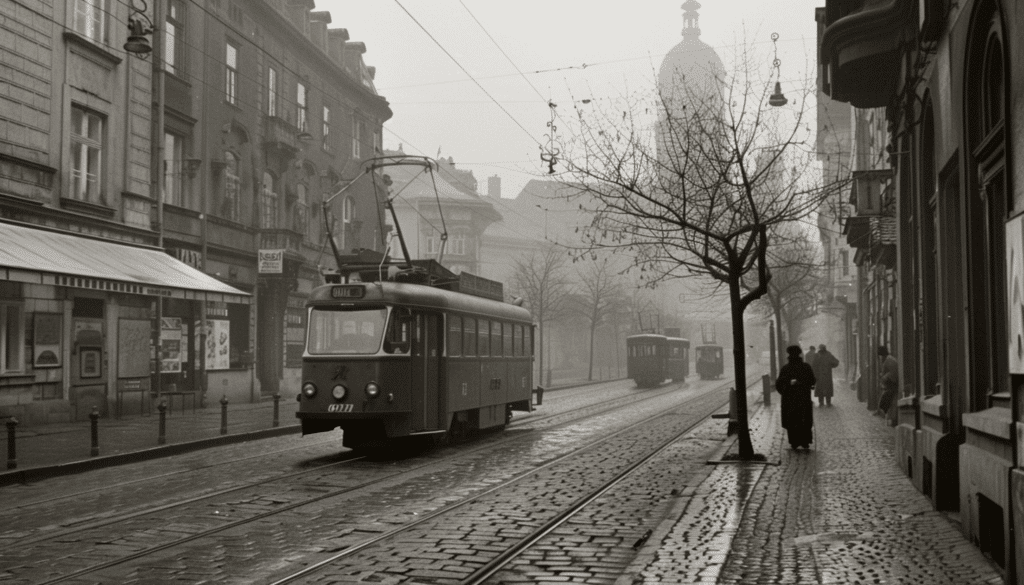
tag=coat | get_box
[776,356,816,436]
[812,350,840,397]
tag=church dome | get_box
[658,1,724,99]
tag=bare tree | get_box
[552,42,838,459]
[510,244,572,387]
[572,255,627,380]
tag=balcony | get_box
[820,0,916,108]
[262,115,300,160]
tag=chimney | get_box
[487,175,501,198]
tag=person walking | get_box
[876,346,899,421]
[805,345,818,369]
[813,344,840,406]
[776,345,816,450]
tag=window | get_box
[478,319,490,357]
[503,323,513,357]
[0,303,25,374]
[839,250,849,276]
[374,128,382,155]
[351,115,363,159]
[514,324,522,356]
[526,327,533,356]
[297,82,308,133]
[73,0,107,43]
[306,308,387,355]
[70,106,103,202]
[225,42,238,105]
[260,171,278,229]
[165,0,184,76]
[322,105,331,150]
[267,67,278,116]
[463,317,476,356]
[447,315,461,356]
[340,195,354,249]
[222,151,240,220]
[162,132,183,207]
[450,233,466,256]
[491,321,502,356]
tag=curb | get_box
[0,424,300,487]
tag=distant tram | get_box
[694,344,725,380]
[626,334,690,387]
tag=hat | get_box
[877,345,889,357]
[807,346,816,351]
[786,345,803,357]
[818,344,827,351]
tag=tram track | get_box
[1,375,750,584]
[267,375,760,584]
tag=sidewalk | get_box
[627,382,1005,584]
[0,394,299,486]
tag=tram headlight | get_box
[302,383,317,398]
[365,381,380,398]
[332,384,347,400]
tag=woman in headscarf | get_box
[776,345,817,449]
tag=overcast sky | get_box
[320,1,825,199]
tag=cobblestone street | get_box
[625,384,1005,584]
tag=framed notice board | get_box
[33,313,62,368]
[118,319,152,378]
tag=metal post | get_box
[89,406,100,457]
[727,387,738,436]
[6,418,17,470]
[272,393,281,428]
[157,400,167,445]
[535,386,544,406]
[220,395,228,435]
[762,374,771,407]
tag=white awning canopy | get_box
[0,222,250,304]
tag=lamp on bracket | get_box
[124,0,154,55]
[768,32,788,108]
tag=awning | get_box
[0,222,250,304]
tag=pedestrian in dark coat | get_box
[776,345,817,449]
[813,344,840,406]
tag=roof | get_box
[0,222,250,303]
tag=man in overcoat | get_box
[776,345,817,449]
[813,344,840,406]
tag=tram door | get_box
[410,313,440,431]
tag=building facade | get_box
[0,0,390,423]
[820,0,1024,579]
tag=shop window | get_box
[0,303,25,374]
[228,303,249,369]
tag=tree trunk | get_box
[587,319,597,381]
[730,278,755,459]
[538,319,545,389]
[774,304,785,378]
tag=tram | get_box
[694,344,724,380]
[297,155,535,450]
[665,336,691,382]
[626,334,668,387]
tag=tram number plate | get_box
[327,404,354,413]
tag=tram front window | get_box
[307,307,387,355]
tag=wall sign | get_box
[258,249,285,274]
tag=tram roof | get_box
[308,281,532,322]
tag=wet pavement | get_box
[623,382,1005,585]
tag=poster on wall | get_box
[206,320,230,370]
[160,317,182,373]
[1008,215,1024,374]
[33,313,62,367]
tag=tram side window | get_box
[478,319,490,357]
[447,314,461,357]
[491,321,502,357]
[502,323,512,357]
[512,324,521,357]
[526,326,533,356]
[463,317,476,356]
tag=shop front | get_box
[0,222,250,424]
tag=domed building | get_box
[658,0,725,104]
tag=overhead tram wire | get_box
[393,0,542,149]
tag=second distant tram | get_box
[626,334,689,388]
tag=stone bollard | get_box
[89,406,100,457]
[762,374,771,407]
[534,386,544,406]
[157,400,167,445]
[220,395,228,435]
[272,393,281,428]
[6,417,18,470]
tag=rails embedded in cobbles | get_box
[0,377,738,584]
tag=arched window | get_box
[222,151,240,221]
[260,171,278,229]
